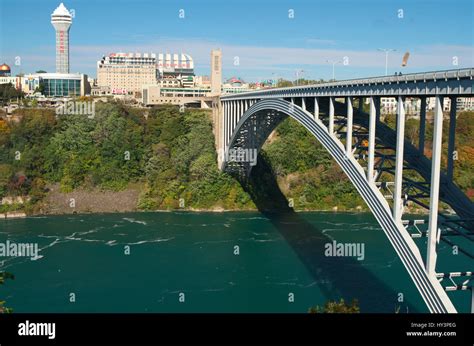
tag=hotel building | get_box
[97,52,195,96]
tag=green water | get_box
[0,211,469,312]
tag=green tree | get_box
[0,83,23,105]
[0,272,14,313]
[308,298,360,313]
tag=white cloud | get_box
[7,37,474,79]
[70,37,473,69]
[305,38,337,45]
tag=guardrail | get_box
[222,68,474,99]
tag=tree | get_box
[34,84,45,95]
[277,79,293,88]
[0,272,14,313]
[308,298,360,313]
[0,83,23,106]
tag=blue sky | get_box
[0,0,473,81]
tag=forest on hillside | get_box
[0,102,472,214]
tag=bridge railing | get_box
[221,68,474,99]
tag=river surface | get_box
[0,211,469,312]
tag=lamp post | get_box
[295,69,304,86]
[326,60,341,81]
[272,72,277,87]
[377,48,396,76]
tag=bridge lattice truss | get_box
[215,68,474,313]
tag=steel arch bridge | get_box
[212,68,474,313]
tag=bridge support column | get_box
[329,97,334,135]
[224,102,227,148]
[217,100,224,167]
[375,97,381,123]
[233,100,237,137]
[346,97,353,155]
[426,95,444,276]
[367,97,376,183]
[224,101,232,147]
[358,97,364,112]
[447,97,457,182]
[229,101,234,147]
[471,288,474,313]
[314,97,319,121]
[302,97,306,111]
[419,97,427,154]
[231,101,234,130]
[223,101,227,151]
[235,99,239,129]
[393,96,406,221]
[236,100,240,128]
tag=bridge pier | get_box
[393,96,406,222]
[367,97,376,183]
[426,95,444,276]
[447,96,457,182]
[314,97,319,121]
[472,288,474,313]
[213,97,224,169]
[329,97,335,134]
[346,97,353,155]
[375,97,381,124]
[419,97,427,154]
[235,100,239,131]
[230,102,233,142]
[358,97,364,112]
[231,101,235,145]
[225,101,228,162]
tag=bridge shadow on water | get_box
[237,152,418,313]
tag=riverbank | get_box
[0,181,438,218]
[39,183,141,215]
[3,182,435,217]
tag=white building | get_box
[379,96,474,114]
[456,97,474,111]
[97,52,195,96]
[20,73,89,97]
[51,3,72,74]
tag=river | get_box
[0,211,469,312]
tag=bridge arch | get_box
[222,98,456,313]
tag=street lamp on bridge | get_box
[272,72,278,87]
[377,48,396,76]
[295,69,304,86]
[326,59,341,81]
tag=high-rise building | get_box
[51,3,72,74]
[210,49,222,94]
[97,52,195,95]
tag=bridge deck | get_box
[222,68,474,99]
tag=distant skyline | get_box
[0,0,473,82]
